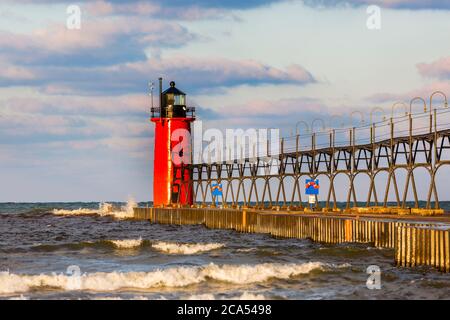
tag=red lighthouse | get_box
[151,79,195,207]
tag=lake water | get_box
[0,201,449,300]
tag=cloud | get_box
[3,0,288,21]
[0,58,36,81]
[0,92,151,142]
[302,0,450,10]
[84,1,227,21]
[0,5,315,95]
[365,57,450,105]
[126,56,316,89]
[8,0,286,10]
[197,96,371,133]
[0,55,316,95]
[9,0,450,10]
[417,56,450,80]
[212,97,328,118]
[0,18,196,67]
[0,94,149,116]
[365,81,450,111]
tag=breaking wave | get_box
[7,293,266,300]
[52,200,136,220]
[109,238,144,249]
[30,238,147,252]
[52,208,97,216]
[92,292,266,300]
[186,292,267,300]
[152,242,225,255]
[0,262,342,294]
[92,295,151,300]
[26,240,218,253]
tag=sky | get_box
[0,0,449,202]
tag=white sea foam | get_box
[93,295,150,300]
[185,293,216,300]
[8,295,29,300]
[0,262,334,294]
[93,292,266,300]
[6,293,265,300]
[152,242,225,254]
[52,199,136,220]
[109,238,143,249]
[186,292,266,300]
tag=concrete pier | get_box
[133,207,450,272]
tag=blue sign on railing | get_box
[305,179,319,195]
[212,183,223,197]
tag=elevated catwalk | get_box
[185,94,450,211]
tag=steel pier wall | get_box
[133,207,449,272]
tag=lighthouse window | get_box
[166,94,175,106]
[174,95,185,106]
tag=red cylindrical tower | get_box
[151,80,195,207]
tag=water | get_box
[0,202,449,300]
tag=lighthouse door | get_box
[171,185,179,203]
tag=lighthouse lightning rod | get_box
[159,77,163,119]
[149,81,155,112]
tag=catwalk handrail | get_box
[192,106,450,165]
